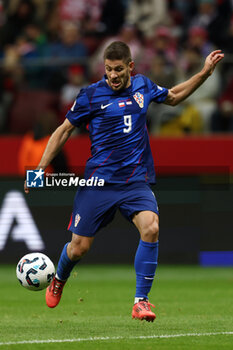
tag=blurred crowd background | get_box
[1,0,233,138]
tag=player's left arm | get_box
[164,50,224,106]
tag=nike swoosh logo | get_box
[101,103,113,109]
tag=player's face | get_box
[105,59,134,91]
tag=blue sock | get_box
[134,239,159,299]
[56,243,80,281]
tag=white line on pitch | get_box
[0,331,233,346]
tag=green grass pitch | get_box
[0,264,233,350]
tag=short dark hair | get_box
[104,41,132,64]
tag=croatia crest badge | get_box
[133,92,144,108]
[74,213,81,227]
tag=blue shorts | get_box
[67,182,158,237]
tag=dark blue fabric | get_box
[68,182,158,236]
[134,240,159,299]
[66,74,168,184]
[56,243,79,280]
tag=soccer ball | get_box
[16,252,55,291]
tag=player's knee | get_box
[69,242,89,260]
[141,220,159,243]
[68,236,93,260]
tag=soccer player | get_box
[25,41,223,322]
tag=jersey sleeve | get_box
[65,88,90,127]
[147,77,168,103]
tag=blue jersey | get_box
[66,74,168,184]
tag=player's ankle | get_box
[55,273,67,282]
[134,297,148,304]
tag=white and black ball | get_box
[16,253,55,291]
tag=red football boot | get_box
[46,276,66,308]
[132,300,156,322]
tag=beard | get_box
[109,73,130,91]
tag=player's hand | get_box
[203,50,224,76]
[24,180,29,194]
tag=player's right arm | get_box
[36,119,75,170]
[24,119,75,193]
